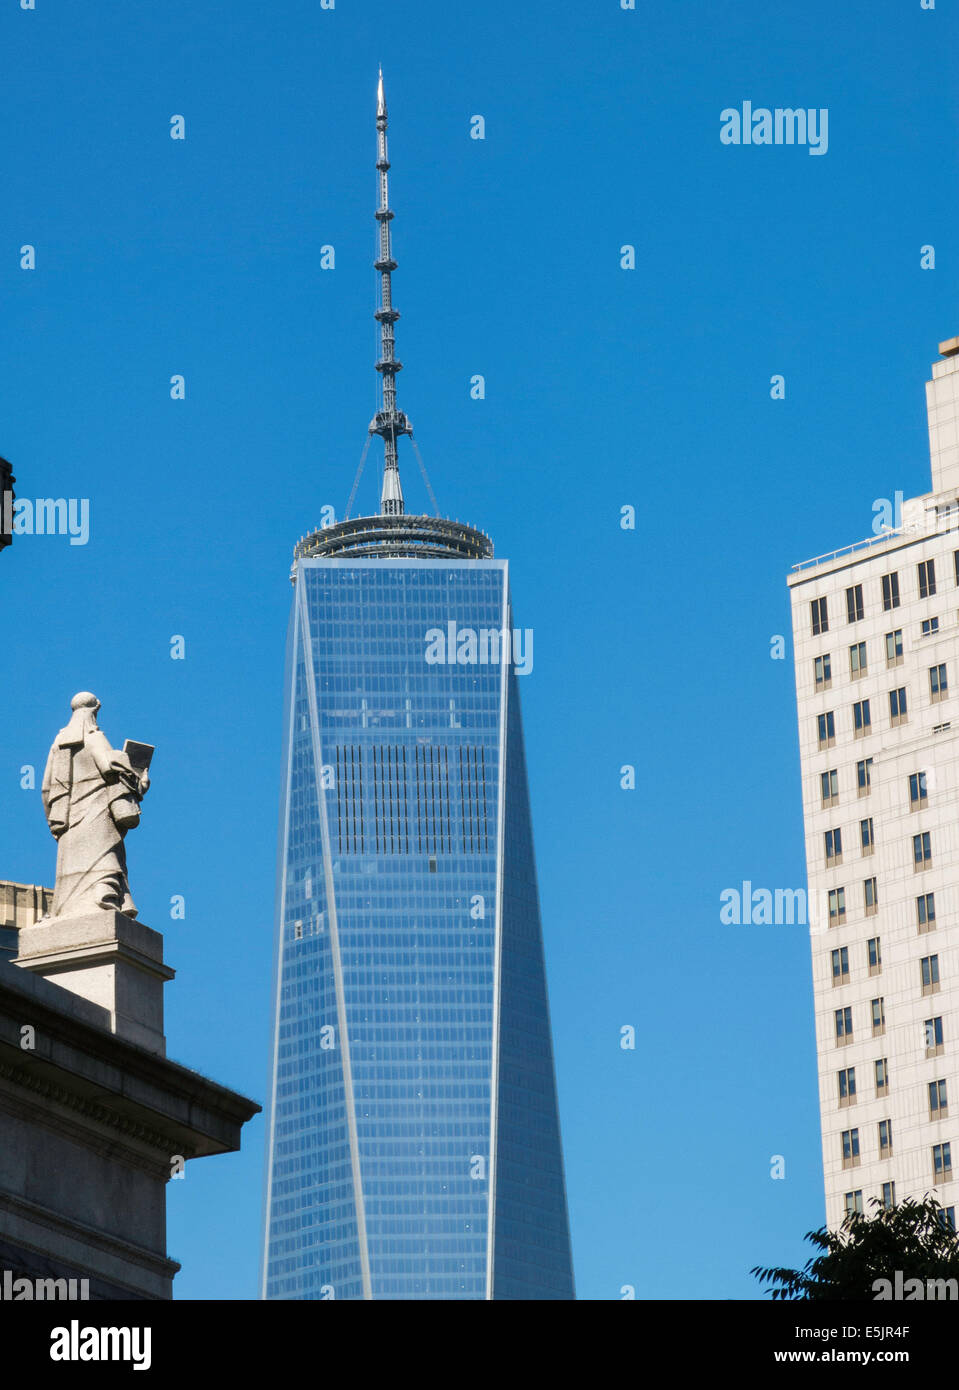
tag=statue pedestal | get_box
[13,912,175,1057]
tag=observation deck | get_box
[291,514,494,581]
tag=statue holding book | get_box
[40,692,154,921]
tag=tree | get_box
[752,1196,959,1300]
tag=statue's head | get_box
[56,691,102,750]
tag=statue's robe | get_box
[41,724,138,920]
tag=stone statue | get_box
[41,692,153,921]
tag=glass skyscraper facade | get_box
[262,554,574,1299]
[263,69,572,1300]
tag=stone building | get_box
[789,336,959,1230]
[0,881,260,1298]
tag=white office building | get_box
[789,335,959,1229]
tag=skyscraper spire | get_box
[370,67,410,517]
[294,76,493,575]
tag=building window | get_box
[832,946,850,983]
[846,585,864,623]
[933,1142,952,1182]
[882,1181,896,1210]
[818,711,836,749]
[815,653,832,690]
[875,1057,889,1095]
[917,893,936,932]
[914,831,932,869]
[881,572,900,611]
[829,889,847,927]
[879,1119,893,1158]
[836,1006,853,1045]
[842,1129,861,1167]
[931,663,948,701]
[845,1190,864,1216]
[929,1079,948,1119]
[909,771,928,807]
[889,687,908,726]
[955,549,959,587]
[867,936,881,973]
[821,769,839,806]
[925,1017,944,1057]
[825,828,843,865]
[849,641,867,677]
[921,954,941,995]
[871,997,885,1035]
[919,559,937,599]
[853,700,871,737]
[860,818,874,855]
[811,597,829,635]
[922,617,940,638]
[864,879,878,917]
[838,1067,856,1105]
[939,1206,956,1232]
[857,758,873,795]
[885,629,903,666]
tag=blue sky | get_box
[1,0,956,1299]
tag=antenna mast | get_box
[370,69,410,516]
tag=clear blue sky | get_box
[1,0,956,1299]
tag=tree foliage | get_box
[752,1196,959,1300]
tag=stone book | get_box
[123,740,154,772]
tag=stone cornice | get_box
[0,1192,180,1283]
[0,966,260,1159]
[0,1055,188,1167]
